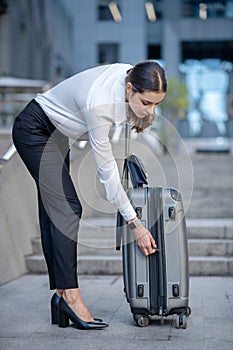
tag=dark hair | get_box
[126,61,167,133]
[126,61,167,93]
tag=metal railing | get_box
[0,144,17,170]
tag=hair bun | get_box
[126,68,133,75]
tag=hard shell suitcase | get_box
[116,124,191,328]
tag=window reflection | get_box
[180,59,232,136]
[182,0,233,18]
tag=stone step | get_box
[32,237,122,256]
[77,238,233,257]
[185,191,233,219]
[26,217,233,276]
[78,217,117,240]
[25,254,233,276]
[25,255,122,275]
[186,218,233,239]
[32,236,233,257]
[188,239,233,256]
[189,256,233,276]
[76,217,233,240]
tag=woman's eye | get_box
[142,101,150,106]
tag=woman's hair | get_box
[126,61,167,133]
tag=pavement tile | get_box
[0,274,233,350]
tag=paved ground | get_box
[0,274,232,350]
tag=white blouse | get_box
[35,63,136,221]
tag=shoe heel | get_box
[58,310,69,328]
[51,304,58,325]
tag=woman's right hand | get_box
[131,223,157,256]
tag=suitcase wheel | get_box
[186,306,191,317]
[176,314,187,329]
[133,314,150,327]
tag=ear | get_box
[126,82,133,94]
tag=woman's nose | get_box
[146,105,155,115]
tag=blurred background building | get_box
[0,0,74,79]
[0,0,233,143]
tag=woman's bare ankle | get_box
[56,289,63,297]
[63,288,81,304]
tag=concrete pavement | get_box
[0,274,232,350]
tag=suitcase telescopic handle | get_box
[122,122,148,189]
[116,122,148,250]
[122,122,131,190]
[125,121,131,158]
[116,122,131,250]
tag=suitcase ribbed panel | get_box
[162,187,189,314]
[123,188,150,314]
[122,186,190,318]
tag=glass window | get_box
[98,43,119,64]
[147,45,161,60]
[0,0,8,16]
[97,0,122,21]
[145,0,163,21]
[182,41,233,62]
[182,0,233,18]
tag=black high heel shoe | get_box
[51,293,60,325]
[58,297,108,330]
[51,293,103,325]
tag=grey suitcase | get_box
[116,124,191,328]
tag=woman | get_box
[12,61,167,330]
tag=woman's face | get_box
[126,82,165,119]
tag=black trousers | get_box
[12,99,82,289]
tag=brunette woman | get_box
[12,61,167,330]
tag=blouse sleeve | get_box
[85,112,136,221]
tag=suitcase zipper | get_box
[148,187,159,315]
[151,187,167,316]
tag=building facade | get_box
[0,0,233,137]
[0,0,74,80]
[1,1,233,79]
[70,0,233,75]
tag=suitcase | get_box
[116,124,191,328]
